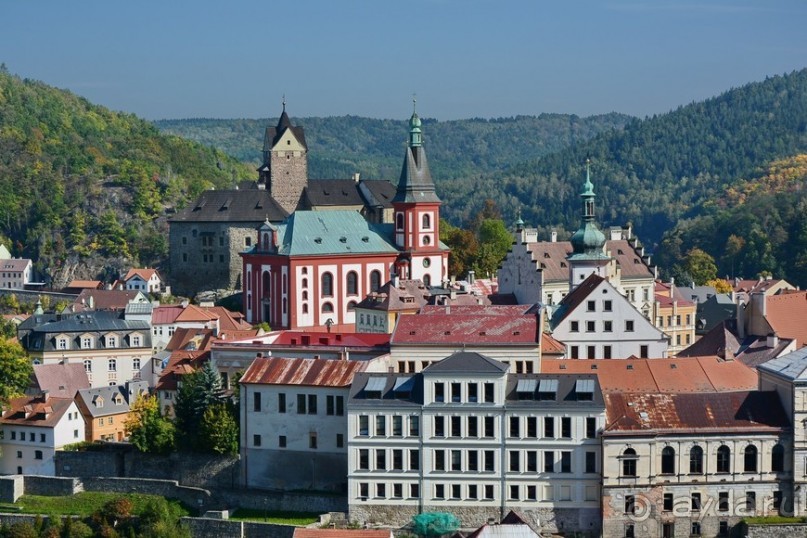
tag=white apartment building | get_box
[347,351,605,534]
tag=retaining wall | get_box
[181,517,297,538]
[746,523,807,537]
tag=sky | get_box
[2,1,806,121]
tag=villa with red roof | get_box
[123,268,163,294]
[654,280,697,355]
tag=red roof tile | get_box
[124,268,159,282]
[240,357,367,387]
[392,306,540,345]
[1,395,73,428]
[267,331,390,348]
[764,291,807,347]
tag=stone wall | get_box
[0,476,24,503]
[181,517,297,538]
[745,524,807,537]
[81,477,211,514]
[24,476,79,497]
[215,488,346,514]
[56,449,240,489]
[243,448,347,492]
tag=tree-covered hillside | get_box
[0,67,253,286]
[155,113,633,183]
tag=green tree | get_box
[474,218,512,277]
[683,248,718,285]
[0,337,32,404]
[199,402,239,455]
[173,361,228,452]
[124,394,175,454]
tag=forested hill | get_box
[154,113,633,183]
[0,67,253,286]
[479,69,807,248]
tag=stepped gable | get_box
[240,357,367,387]
[523,239,653,282]
[603,391,790,434]
[392,305,540,345]
[170,189,288,223]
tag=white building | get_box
[347,351,605,533]
[549,274,668,359]
[0,258,33,290]
[0,393,85,475]
[123,268,163,294]
[239,357,368,491]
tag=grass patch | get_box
[229,509,320,525]
[744,515,807,525]
[11,492,190,517]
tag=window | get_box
[691,522,701,536]
[603,345,612,359]
[370,270,382,292]
[484,383,494,403]
[434,416,445,437]
[509,451,520,472]
[745,491,756,513]
[253,434,262,447]
[544,417,554,438]
[409,415,419,436]
[625,320,634,332]
[587,345,596,359]
[392,483,402,499]
[640,345,648,358]
[336,434,344,448]
[772,444,785,472]
[376,484,385,498]
[560,451,571,473]
[468,484,478,499]
[346,271,358,295]
[570,321,579,332]
[392,416,403,436]
[622,448,637,477]
[587,300,595,311]
[359,449,369,470]
[691,492,701,511]
[509,485,519,500]
[434,450,445,471]
[527,417,537,438]
[719,521,729,536]
[625,495,636,514]
[376,415,386,436]
[434,383,445,402]
[253,392,261,412]
[625,524,635,538]
[359,483,368,499]
[309,433,317,449]
[396,213,404,231]
[585,451,596,473]
[307,394,317,414]
[410,484,419,498]
[544,451,554,472]
[561,417,571,438]
[322,302,334,313]
[773,490,783,511]
[82,336,92,349]
[422,213,431,229]
[451,382,461,402]
[484,485,494,500]
[718,491,729,512]
[604,320,613,332]
[278,393,286,413]
[661,446,675,474]
[603,300,612,311]
[132,358,140,370]
[376,449,386,470]
[451,416,461,437]
[586,321,595,332]
[410,449,420,470]
[297,394,307,414]
[716,445,731,473]
[84,360,92,373]
[16,451,21,459]
[527,451,537,472]
[744,445,758,472]
[467,383,478,402]
[484,416,495,437]
[662,523,674,538]
[509,417,520,437]
[35,450,43,460]
[570,345,579,359]
[131,335,142,347]
[9,431,14,440]
[108,359,116,372]
[321,272,333,297]
[663,493,673,511]
[451,450,462,471]
[690,445,703,474]
[484,450,495,471]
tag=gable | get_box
[273,128,306,152]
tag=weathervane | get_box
[282,94,286,112]
[412,93,417,114]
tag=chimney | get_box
[88,295,95,310]
[767,333,779,348]
[467,270,475,285]
[353,172,361,182]
[41,390,49,403]
[551,230,557,242]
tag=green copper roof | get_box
[570,161,607,257]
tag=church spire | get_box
[570,159,606,256]
[393,101,439,204]
[409,95,422,148]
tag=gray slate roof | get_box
[170,190,288,223]
[20,311,152,352]
[422,351,509,375]
[758,346,807,381]
[393,145,441,204]
[76,381,148,418]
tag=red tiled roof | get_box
[392,306,540,345]
[764,291,807,347]
[267,331,390,348]
[164,328,217,352]
[1,395,73,428]
[205,307,253,331]
[74,289,142,310]
[66,280,103,290]
[124,268,159,282]
[604,391,789,433]
[524,239,653,282]
[541,356,757,393]
[155,350,209,391]
[175,304,219,323]
[31,364,90,398]
[240,357,367,387]
[541,333,565,356]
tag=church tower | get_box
[568,160,611,289]
[257,100,308,214]
[392,103,447,286]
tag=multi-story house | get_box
[549,274,668,359]
[497,164,656,317]
[347,351,605,533]
[239,357,369,491]
[0,258,33,289]
[654,281,697,355]
[122,268,163,294]
[354,279,430,334]
[18,310,153,388]
[389,304,542,374]
[0,393,85,475]
[74,381,148,442]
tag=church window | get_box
[422,214,431,229]
[423,235,431,245]
[302,290,308,301]
[262,271,271,299]
[321,273,334,297]
[370,270,381,292]
[282,298,287,314]
[423,258,431,268]
[322,302,334,314]
[347,271,358,295]
[302,277,308,289]
[396,213,404,231]
[302,304,309,314]
[423,274,431,287]
[245,237,252,247]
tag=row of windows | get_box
[252,432,344,450]
[8,431,48,443]
[180,234,236,247]
[358,415,419,437]
[396,360,536,375]
[434,415,597,440]
[357,482,597,503]
[252,392,345,416]
[569,319,634,333]
[83,358,141,373]
[620,444,786,477]
[657,314,692,328]
[395,213,433,231]
[55,334,143,350]
[152,326,176,337]
[625,521,730,538]
[433,382,495,404]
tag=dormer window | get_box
[131,334,142,347]
[57,337,69,350]
[107,336,117,348]
[81,336,93,349]
[537,379,558,401]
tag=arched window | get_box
[744,445,758,472]
[396,213,404,231]
[771,444,785,472]
[247,271,251,290]
[716,445,731,473]
[622,448,637,477]
[423,274,431,287]
[689,446,703,474]
[347,301,357,311]
[262,233,269,251]
[302,290,308,301]
[262,271,271,299]
[347,271,358,295]
[302,304,309,314]
[321,273,333,297]
[282,297,287,314]
[370,270,382,292]
[322,302,334,313]
[422,213,431,229]
[302,278,308,289]
[661,446,675,475]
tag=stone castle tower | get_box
[257,102,308,214]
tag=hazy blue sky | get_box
[3,1,806,121]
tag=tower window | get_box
[396,213,404,231]
[422,214,431,229]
